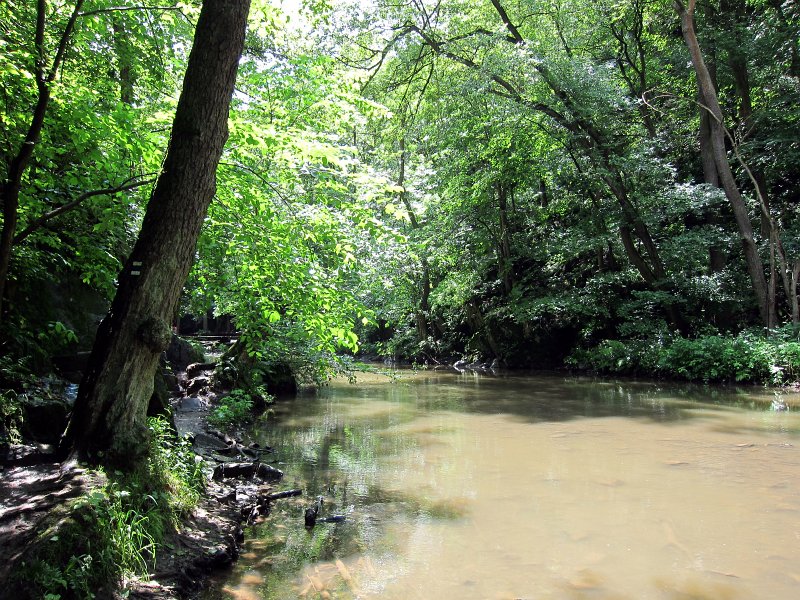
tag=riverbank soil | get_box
[0,357,283,599]
[0,435,248,599]
[0,453,100,586]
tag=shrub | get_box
[207,388,262,429]
[569,331,800,385]
[0,389,23,445]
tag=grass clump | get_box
[19,416,205,599]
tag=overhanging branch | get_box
[14,176,156,245]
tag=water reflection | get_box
[207,371,800,599]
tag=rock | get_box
[166,335,205,371]
[186,362,218,378]
[467,358,488,370]
[148,369,173,418]
[212,462,257,480]
[212,461,284,482]
[256,463,284,481]
[206,547,234,569]
[51,352,92,383]
[177,396,207,412]
[19,395,70,444]
[186,376,210,395]
[207,429,235,445]
[163,372,180,392]
[193,432,230,451]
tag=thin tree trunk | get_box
[63,0,250,467]
[497,183,513,295]
[398,137,433,343]
[0,0,84,321]
[675,0,770,326]
[792,262,800,330]
[112,16,136,105]
[699,92,728,273]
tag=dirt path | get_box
[0,454,98,585]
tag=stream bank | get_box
[0,336,304,600]
[126,347,306,599]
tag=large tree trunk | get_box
[63,0,250,467]
[675,0,770,326]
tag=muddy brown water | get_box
[206,371,800,599]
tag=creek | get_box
[205,370,800,599]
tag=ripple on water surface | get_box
[206,372,800,599]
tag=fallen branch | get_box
[265,489,302,501]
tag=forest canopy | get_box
[1,0,799,385]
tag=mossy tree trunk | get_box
[63,0,251,468]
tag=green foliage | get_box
[3,0,800,388]
[19,417,205,598]
[22,483,155,599]
[146,416,205,518]
[38,321,79,350]
[570,331,800,385]
[208,388,259,429]
[0,389,23,445]
[180,5,397,379]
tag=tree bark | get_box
[63,0,250,467]
[112,16,136,105]
[698,69,728,273]
[675,0,770,326]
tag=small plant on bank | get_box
[147,416,206,518]
[22,483,157,599]
[0,389,23,445]
[207,387,271,429]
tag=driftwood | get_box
[317,515,346,524]
[243,488,304,525]
[264,489,302,501]
[303,496,346,528]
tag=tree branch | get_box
[218,161,294,208]
[79,5,186,17]
[489,0,524,43]
[14,176,156,245]
[47,0,85,83]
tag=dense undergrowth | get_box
[18,417,204,599]
[568,327,800,385]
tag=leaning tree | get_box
[63,0,251,467]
